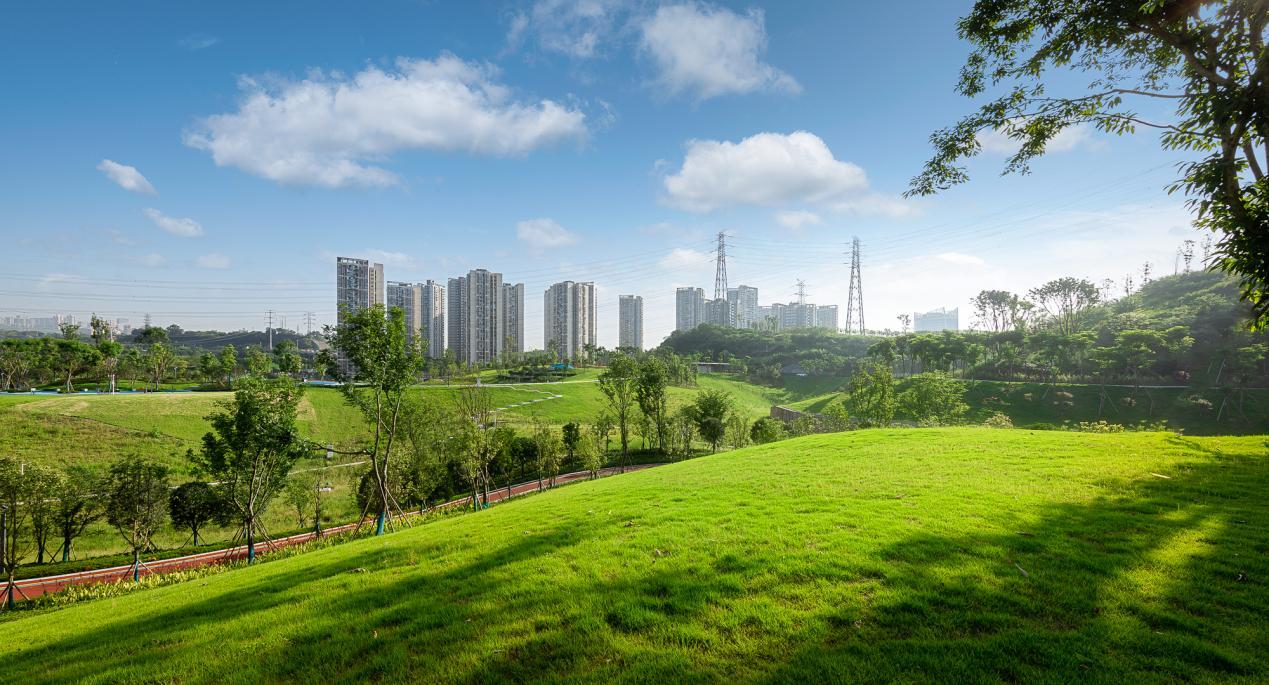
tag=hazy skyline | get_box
[1,1,1200,347]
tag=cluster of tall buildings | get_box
[0,314,132,335]
[675,284,838,334]
[336,256,647,366]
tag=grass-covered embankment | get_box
[2,428,1265,682]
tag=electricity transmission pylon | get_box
[845,237,865,334]
[713,231,728,301]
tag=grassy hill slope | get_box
[790,380,1269,435]
[4,428,1266,683]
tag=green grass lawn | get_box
[788,379,1269,435]
[3,428,1265,683]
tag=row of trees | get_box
[664,273,1268,389]
[0,326,314,393]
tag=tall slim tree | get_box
[635,356,671,453]
[598,353,639,469]
[909,0,1269,324]
[1028,278,1101,335]
[0,457,33,609]
[104,456,169,581]
[195,376,307,562]
[327,305,425,534]
[53,464,103,563]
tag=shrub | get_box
[1072,420,1126,433]
[1187,395,1214,412]
[982,412,1013,429]
[749,417,785,444]
[1024,423,1060,431]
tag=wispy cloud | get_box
[517,218,580,251]
[178,33,220,51]
[144,208,204,237]
[97,159,157,195]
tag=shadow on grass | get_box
[761,439,1269,682]
[5,435,1267,683]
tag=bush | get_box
[982,412,1013,429]
[749,417,785,444]
[1023,422,1061,431]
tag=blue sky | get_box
[1,1,1198,347]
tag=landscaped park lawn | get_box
[3,428,1265,683]
[790,379,1269,435]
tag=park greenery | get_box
[1,428,1265,682]
[908,0,1269,326]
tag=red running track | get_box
[9,463,660,602]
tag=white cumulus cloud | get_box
[184,54,589,188]
[639,3,799,100]
[195,253,231,269]
[775,210,822,231]
[143,208,204,237]
[97,160,157,195]
[517,218,580,249]
[663,131,867,212]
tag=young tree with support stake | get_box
[327,305,426,534]
[169,481,223,548]
[53,465,102,562]
[196,375,307,563]
[0,457,33,609]
[104,457,169,582]
[22,464,57,565]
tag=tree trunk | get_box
[247,519,256,564]
[192,526,199,548]
[133,549,141,582]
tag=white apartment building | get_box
[618,295,643,349]
[336,257,384,322]
[675,287,706,332]
[544,281,596,360]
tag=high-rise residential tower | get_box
[420,280,446,358]
[446,276,467,363]
[336,257,384,321]
[386,281,423,341]
[544,281,596,360]
[446,269,522,366]
[502,282,525,356]
[618,295,644,350]
[675,287,706,332]
[816,304,839,331]
[727,285,759,329]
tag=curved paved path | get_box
[10,463,661,602]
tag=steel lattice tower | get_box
[713,231,728,301]
[845,237,865,334]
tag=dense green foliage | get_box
[1,429,1265,682]
[909,0,1269,325]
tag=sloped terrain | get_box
[2,428,1267,683]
